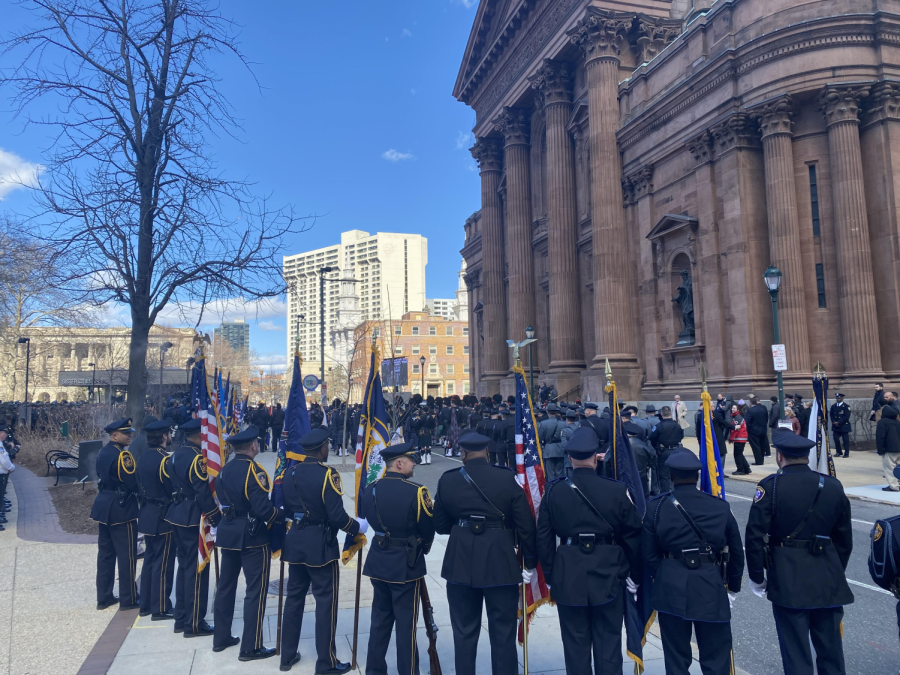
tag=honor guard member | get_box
[359,442,435,675]
[649,406,684,492]
[164,417,221,637]
[91,418,140,610]
[433,432,538,675]
[745,430,854,675]
[136,419,177,620]
[536,426,642,674]
[279,427,365,674]
[642,448,744,675]
[213,425,283,661]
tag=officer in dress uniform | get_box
[649,406,684,493]
[830,393,853,458]
[279,427,364,674]
[212,425,283,661]
[136,419,176,619]
[91,418,140,610]
[432,432,537,675]
[643,448,744,675]
[164,417,221,636]
[745,430,854,675]
[359,442,435,675]
[537,426,642,674]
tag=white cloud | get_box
[382,149,415,162]
[466,161,478,172]
[258,320,285,331]
[0,147,42,200]
[252,352,288,373]
[455,131,474,150]
[402,28,413,37]
[93,297,287,330]
[410,88,417,96]
[456,0,477,8]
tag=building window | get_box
[816,263,827,308]
[412,326,419,336]
[447,364,454,374]
[373,327,379,338]
[429,326,436,336]
[429,364,437,374]
[446,326,453,336]
[394,325,401,335]
[463,327,469,336]
[463,364,469,374]
[446,345,454,355]
[394,345,402,354]
[463,345,469,355]
[429,345,437,355]
[447,381,455,394]
[463,381,470,394]
[809,165,821,238]
[412,345,420,355]
[412,364,420,374]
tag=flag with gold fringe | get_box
[699,390,726,500]
[808,373,836,477]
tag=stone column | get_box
[820,85,884,379]
[470,138,507,389]
[494,108,536,347]
[753,95,810,376]
[529,60,584,372]
[569,10,641,389]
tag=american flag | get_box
[191,355,220,572]
[513,368,550,640]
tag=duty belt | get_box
[563,534,612,546]
[769,538,812,548]
[373,531,411,547]
[659,445,679,451]
[456,518,508,529]
[664,550,720,564]
[292,512,325,526]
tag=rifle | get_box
[419,578,442,675]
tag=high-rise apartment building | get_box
[425,298,454,318]
[283,230,427,373]
[214,319,250,359]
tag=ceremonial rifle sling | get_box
[288,466,311,528]
[775,475,828,556]
[668,495,723,573]
[371,484,393,548]
[563,478,616,546]
[459,466,507,534]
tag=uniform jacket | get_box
[360,472,435,582]
[433,458,537,587]
[216,454,280,550]
[744,464,854,609]
[539,417,566,458]
[164,441,220,528]
[643,484,745,622]
[582,414,610,450]
[136,446,174,536]
[90,441,140,525]
[537,469,642,606]
[830,402,852,434]
[281,457,359,566]
[650,419,684,450]
[745,404,769,436]
[876,408,900,455]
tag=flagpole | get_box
[521,573,529,675]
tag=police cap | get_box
[623,421,644,438]
[771,429,816,457]
[144,418,174,433]
[227,425,260,446]
[565,409,579,420]
[299,427,331,452]
[645,404,657,413]
[104,418,134,434]
[664,447,703,471]
[585,402,599,410]
[547,403,559,413]
[381,442,421,464]
[459,433,490,452]
[180,417,202,433]
[564,426,600,459]
[621,410,633,418]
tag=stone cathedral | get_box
[457,0,900,401]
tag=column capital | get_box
[621,175,634,206]
[819,84,870,127]
[567,8,630,65]
[711,112,760,153]
[493,107,530,147]
[686,130,715,166]
[470,137,503,173]
[528,59,572,108]
[864,81,900,123]
[749,94,794,139]
[631,16,682,65]
[627,165,654,200]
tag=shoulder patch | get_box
[418,486,433,519]
[191,454,208,480]
[329,469,344,496]
[252,463,271,493]
[753,486,766,503]
[119,450,136,475]
[874,523,884,542]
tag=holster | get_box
[221,505,235,522]
[406,537,422,567]
[325,525,337,547]
[172,489,185,505]
[116,486,131,506]
[248,515,261,537]
[721,545,730,582]
[762,535,771,569]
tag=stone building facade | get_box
[457,0,900,400]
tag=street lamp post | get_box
[419,355,426,397]
[159,342,173,415]
[17,336,31,406]
[525,325,536,403]
[764,265,785,420]
[88,362,96,403]
[186,357,195,388]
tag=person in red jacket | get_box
[729,405,752,475]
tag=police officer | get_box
[500,405,516,468]
[359,442,435,675]
[136,419,176,620]
[649,406,684,492]
[560,408,580,477]
[537,426,642,673]
[539,404,566,481]
[489,407,507,467]
[830,392,852,458]
[279,427,364,673]
[91,418,140,610]
[745,430,854,675]
[432,432,537,675]
[643,448,744,675]
[164,417,220,636]
[213,425,282,661]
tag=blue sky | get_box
[0,0,481,371]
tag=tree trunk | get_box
[125,311,151,431]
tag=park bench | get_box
[45,445,80,486]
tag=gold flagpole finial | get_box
[700,362,708,393]
[813,360,826,380]
[604,358,612,383]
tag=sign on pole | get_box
[302,374,320,391]
[772,344,787,372]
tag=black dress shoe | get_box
[316,662,352,675]
[184,623,214,637]
[119,602,140,611]
[151,611,175,621]
[280,655,301,672]
[139,610,151,617]
[213,636,240,653]
[97,597,118,610]
[239,647,277,662]
[174,624,184,634]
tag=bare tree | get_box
[2,0,309,426]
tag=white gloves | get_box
[625,577,639,595]
[355,517,369,535]
[727,591,737,609]
[522,568,535,585]
[749,578,767,598]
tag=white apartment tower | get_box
[284,230,427,372]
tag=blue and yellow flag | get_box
[699,391,726,500]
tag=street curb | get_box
[725,473,900,507]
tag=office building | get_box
[214,319,250,359]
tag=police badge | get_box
[754,486,765,503]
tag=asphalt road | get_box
[401,453,900,675]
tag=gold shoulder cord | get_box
[323,468,344,500]
[252,462,272,494]
[418,486,433,521]
[190,454,208,481]
[118,450,136,480]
